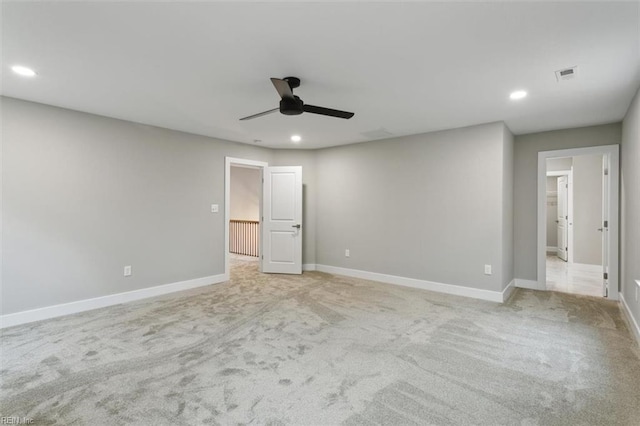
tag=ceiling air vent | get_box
[555,66,578,82]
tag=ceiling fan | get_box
[240,77,354,121]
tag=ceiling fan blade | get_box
[271,78,294,99]
[303,104,354,119]
[239,108,279,121]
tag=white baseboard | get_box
[302,264,317,271]
[502,279,516,302]
[546,246,558,253]
[315,264,507,303]
[620,293,640,346]
[515,279,546,291]
[0,274,227,329]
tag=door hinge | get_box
[604,220,608,228]
[566,184,568,188]
[566,216,568,220]
[604,272,608,280]
[604,169,609,176]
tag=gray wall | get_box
[621,87,640,332]
[230,166,260,221]
[2,97,273,314]
[547,157,572,172]
[572,154,603,265]
[272,150,317,266]
[316,122,512,292]
[4,94,632,317]
[546,176,558,248]
[513,123,622,281]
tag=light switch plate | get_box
[211,204,219,213]
[484,264,492,275]
[124,265,132,277]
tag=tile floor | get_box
[546,254,603,297]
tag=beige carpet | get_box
[1,256,639,425]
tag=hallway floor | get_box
[546,254,603,297]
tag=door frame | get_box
[224,157,268,280]
[537,145,619,299]
[547,169,573,262]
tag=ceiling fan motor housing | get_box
[280,96,304,115]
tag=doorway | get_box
[537,145,619,299]
[224,157,304,279]
[229,163,262,273]
[224,157,268,280]
[545,157,602,296]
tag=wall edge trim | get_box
[315,264,506,303]
[620,293,640,346]
[0,274,227,329]
[502,279,516,302]
[515,278,546,291]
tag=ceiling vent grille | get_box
[555,66,578,82]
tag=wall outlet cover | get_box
[484,264,492,275]
[124,265,132,277]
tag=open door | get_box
[601,156,609,297]
[556,175,569,261]
[261,166,302,274]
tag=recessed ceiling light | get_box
[291,135,301,143]
[11,65,36,77]
[509,90,527,100]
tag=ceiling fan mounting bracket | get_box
[283,76,301,89]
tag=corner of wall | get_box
[621,86,640,337]
[501,123,515,290]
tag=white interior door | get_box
[261,166,302,274]
[556,176,569,261]
[601,156,609,297]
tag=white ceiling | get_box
[2,1,639,149]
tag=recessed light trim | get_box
[11,65,36,77]
[509,90,527,100]
[291,135,301,143]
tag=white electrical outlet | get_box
[124,265,132,277]
[211,204,219,213]
[484,264,492,275]
[345,249,350,257]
